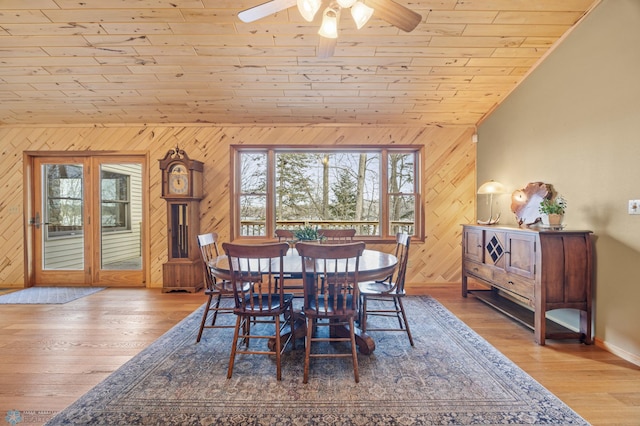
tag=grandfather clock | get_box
[159,146,204,293]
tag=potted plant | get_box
[294,225,321,242]
[539,195,567,226]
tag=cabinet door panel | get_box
[484,230,506,269]
[463,228,484,263]
[506,233,536,279]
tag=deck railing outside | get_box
[240,220,414,237]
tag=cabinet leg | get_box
[580,310,592,345]
[461,274,468,298]
[534,310,546,346]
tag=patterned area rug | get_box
[45,296,587,425]
[0,287,105,304]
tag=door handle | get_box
[30,212,50,229]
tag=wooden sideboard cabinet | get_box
[461,224,593,345]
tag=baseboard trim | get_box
[594,337,640,367]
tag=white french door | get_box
[32,155,146,286]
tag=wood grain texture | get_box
[0,1,600,126]
[0,286,638,425]
[1,124,476,288]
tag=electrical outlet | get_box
[629,200,640,215]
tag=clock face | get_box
[168,164,189,195]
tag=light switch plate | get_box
[629,200,640,215]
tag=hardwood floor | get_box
[1,285,638,425]
[425,285,640,426]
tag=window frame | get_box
[100,169,132,233]
[230,145,423,243]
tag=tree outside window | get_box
[234,147,421,240]
[238,151,267,236]
[388,153,416,235]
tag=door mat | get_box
[0,287,106,304]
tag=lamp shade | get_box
[297,0,322,22]
[318,7,340,38]
[351,1,374,29]
[477,180,506,195]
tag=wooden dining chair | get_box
[196,233,247,343]
[296,241,366,384]
[275,229,295,242]
[222,241,295,381]
[358,232,414,346]
[318,228,356,243]
[273,229,303,296]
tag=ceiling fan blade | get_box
[364,0,422,32]
[317,36,337,58]
[238,0,297,23]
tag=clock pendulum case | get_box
[158,146,204,293]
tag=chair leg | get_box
[274,314,282,381]
[288,305,296,350]
[397,297,414,346]
[196,293,214,343]
[360,296,368,333]
[349,317,359,383]
[227,315,243,379]
[393,297,403,329]
[241,316,251,347]
[303,316,314,384]
[209,292,223,326]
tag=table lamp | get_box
[477,180,506,225]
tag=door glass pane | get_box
[43,164,84,270]
[100,163,142,270]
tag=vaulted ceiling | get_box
[0,0,599,126]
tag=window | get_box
[45,164,84,238]
[101,170,131,232]
[233,147,421,241]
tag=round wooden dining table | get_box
[209,247,398,355]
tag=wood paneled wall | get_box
[0,124,476,288]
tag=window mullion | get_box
[266,149,275,239]
[380,149,389,238]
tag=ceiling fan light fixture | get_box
[351,1,374,29]
[337,0,357,7]
[318,6,340,39]
[297,0,322,22]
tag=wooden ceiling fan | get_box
[238,0,422,58]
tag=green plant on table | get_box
[294,225,321,241]
[539,195,567,215]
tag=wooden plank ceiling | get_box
[0,0,599,126]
